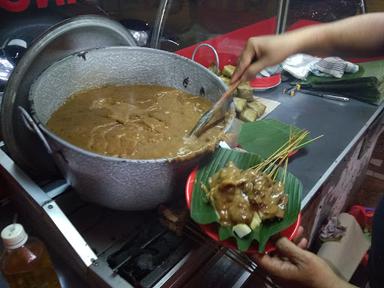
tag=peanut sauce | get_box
[47,85,225,159]
[206,162,287,227]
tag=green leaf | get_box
[238,119,309,160]
[190,174,219,224]
[298,60,384,105]
[236,231,254,252]
[258,168,302,252]
[190,147,302,253]
[219,226,232,240]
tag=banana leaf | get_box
[297,60,384,105]
[302,60,384,84]
[190,147,302,252]
[238,119,309,160]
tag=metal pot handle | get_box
[18,106,53,154]
[191,43,220,72]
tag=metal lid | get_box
[1,15,136,181]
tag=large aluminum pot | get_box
[28,46,234,210]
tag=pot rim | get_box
[30,46,235,163]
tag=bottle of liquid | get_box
[0,223,61,288]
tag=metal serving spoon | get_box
[188,79,241,137]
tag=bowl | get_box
[186,167,302,254]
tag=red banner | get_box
[0,0,77,12]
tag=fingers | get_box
[231,58,268,83]
[297,238,308,250]
[292,226,308,249]
[240,60,268,82]
[231,39,256,83]
[293,226,304,242]
[252,252,286,274]
[275,237,307,264]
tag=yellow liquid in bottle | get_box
[1,238,61,288]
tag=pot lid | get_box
[1,15,137,182]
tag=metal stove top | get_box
[0,142,272,287]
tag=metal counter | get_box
[256,85,384,208]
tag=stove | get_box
[0,8,274,287]
[0,143,275,287]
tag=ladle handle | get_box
[19,106,54,154]
[188,79,241,137]
[211,79,241,113]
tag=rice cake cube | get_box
[237,82,253,100]
[247,101,266,118]
[240,108,258,122]
[233,97,247,113]
[222,65,236,78]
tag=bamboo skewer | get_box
[250,130,310,181]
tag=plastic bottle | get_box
[0,223,61,288]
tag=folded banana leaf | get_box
[190,147,302,252]
[238,119,310,160]
[299,60,384,105]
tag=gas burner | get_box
[107,217,193,287]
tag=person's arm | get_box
[252,237,357,288]
[232,13,384,82]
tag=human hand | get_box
[231,34,296,83]
[251,226,354,288]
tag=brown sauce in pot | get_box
[47,85,225,159]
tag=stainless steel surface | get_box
[299,90,350,102]
[150,0,173,49]
[275,0,290,34]
[29,46,235,210]
[257,85,384,208]
[128,29,148,46]
[319,94,350,102]
[0,56,14,82]
[0,142,97,267]
[360,0,367,13]
[45,181,71,199]
[42,201,97,267]
[1,15,136,181]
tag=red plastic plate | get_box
[186,167,301,254]
[249,74,282,91]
